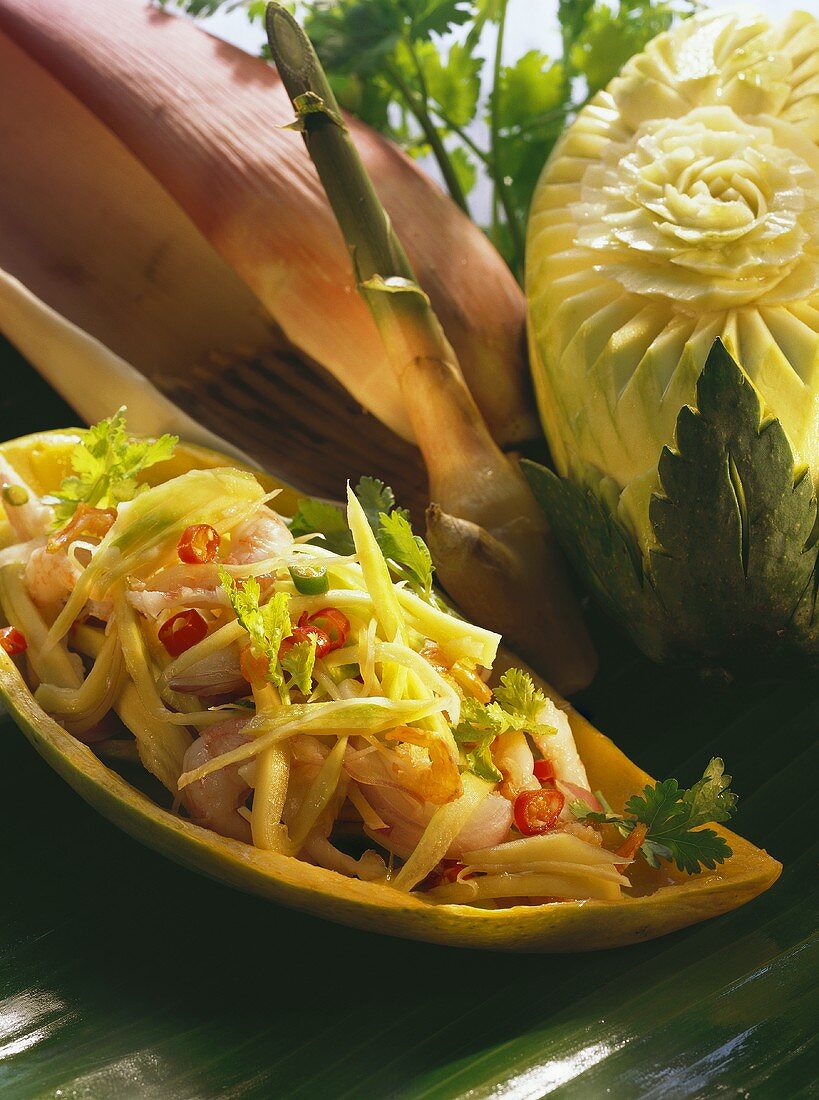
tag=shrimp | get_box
[127,563,228,618]
[530,699,590,792]
[24,546,82,609]
[346,740,512,859]
[362,782,513,860]
[492,729,539,801]
[180,717,252,842]
[0,457,53,541]
[227,510,293,565]
[384,726,462,804]
[128,509,290,617]
[168,643,246,697]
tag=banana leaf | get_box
[0,350,813,1095]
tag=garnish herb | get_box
[280,637,318,694]
[571,758,738,874]
[52,407,177,524]
[494,667,555,736]
[452,698,506,783]
[452,669,554,783]
[289,496,354,554]
[376,509,434,598]
[161,0,697,275]
[290,478,435,598]
[219,568,292,691]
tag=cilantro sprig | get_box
[219,568,293,692]
[452,669,555,783]
[163,0,697,275]
[493,667,555,735]
[52,408,177,525]
[280,638,318,695]
[290,477,434,598]
[571,758,738,875]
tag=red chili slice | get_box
[533,758,555,784]
[307,608,350,650]
[514,787,565,836]
[177,523,220,564]
[0,626,27,656]
[279,613,332,659]
[158,609,208,657]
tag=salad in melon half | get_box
[0,415,780,950]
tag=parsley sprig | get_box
[52,407,177,525]
[571,758,738,874]
[290,477,434,598]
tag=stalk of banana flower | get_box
[0,0,536,450]
[265,5,597,694]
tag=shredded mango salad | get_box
[0,415,736,905]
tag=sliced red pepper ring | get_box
[280,614,332,659]
[307,608,350,650]
[0,626,27,657]
[514,787,565,836]
[158,609,208,657]
[177,523,221,564]
[533,758,555,783]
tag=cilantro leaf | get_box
[571,1,690,96]
[495,50,564,133]
[354,476,405,533]
[493,668,552,730]
[409,0,473,39]
[450,668,562,783]
[418,40,483,129]
[683,757,738,827]
[376,509,434,597]
[286,480,436,598]
[53,408,177,525]
[557,0,595,44]
[289,498,354,555]
[280,637,318,695]
[449,146,478,199]
[219,569,292,690]
[451,697,506,783]
[571,758,737,875]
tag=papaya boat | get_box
[0,421,780,951]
